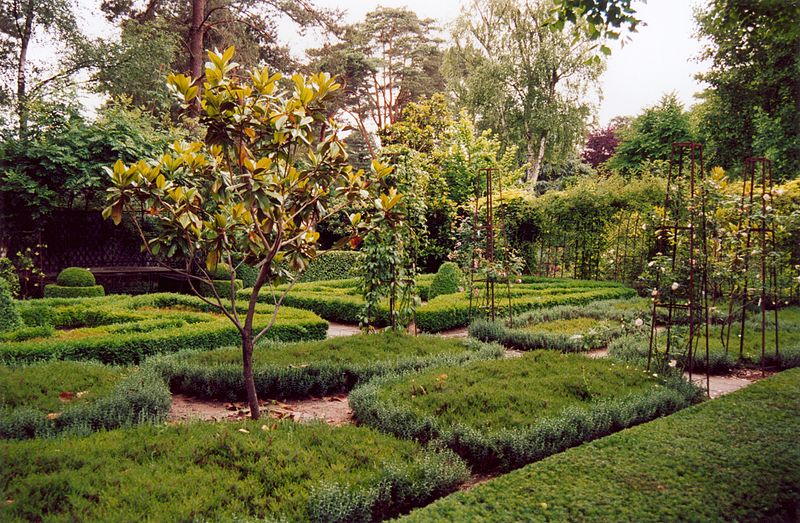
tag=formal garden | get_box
[1,0,799,521]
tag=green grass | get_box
[149,332,503,401]
[0,421,468,522]
[521,317,613,335]
[351,352,699,472]
[374,352,667,432]
[400,368,800,522]
[0,361,127,412]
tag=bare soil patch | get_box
[169,393,353,425]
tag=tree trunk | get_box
[16,4,34,139]
[527,132,547,186]
[241,333,260,419]
[188,0,206,113]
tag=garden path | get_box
[168,394,353,425]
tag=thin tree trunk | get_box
[16,4,34,138]
[527,132,547,186]
[241,333,260,418]
[188,0,206,113]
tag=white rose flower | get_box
[671,282,679,291]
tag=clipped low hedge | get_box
[416,283,637,333]
[401,368,800,522]
[469,299,650,352]
[351,351,701,473]
[43,284,106,298]
[0,293,327,365]
[300,251,362,282]
[242,277,636,332]
[148,333,503,401]
[0,421,468,522]
[0,362,170,440]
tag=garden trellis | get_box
[468,167,514,324]
[722,157,780,369]
[646,142,711,396]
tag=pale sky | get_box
[33,0,710,125]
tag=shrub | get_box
[0,293,327,365]
[0,421,468,520]
[0,280,21,333]
[43,284,106,298]
[400,368,800,522]
[56,267,96,287]
[0,364,170,440]
[350,351,701,473]
[148,333,503,400]
[198,279,243,299]
[0,257,20,298]
[235,263,259,288]
[469,299,649,352]
[300,251,361,282]
[206,263,232,280]
[429,262,462,300]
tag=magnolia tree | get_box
[103,47,395,419]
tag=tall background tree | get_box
[695,0,800,179]
[445,0,605,186]
[306,6,444,153]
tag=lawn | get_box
[0,360,127,412]
[351,351,699,471]
[400,368,800,522]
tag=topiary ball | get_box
[429,262,463,300]
[56,267,96,287]
[0,279,21,333]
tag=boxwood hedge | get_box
[351,351,701,473]
[0,293,327,365]
[242,277,636,332]
[401,368,800,522]
[147,333,503,400]
[0,421,468,522]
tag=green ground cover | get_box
[0,293,327,364]
[351,351,699,472]
[469,299,649,352]
[400,368,800,522]
[244,277,636,332]
[609,307,800,373]
[0,361,126,412]
[0,361,170,440]
[149,332,503,400]
[0,421,467,522]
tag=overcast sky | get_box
[36,0,710,124]
[280,0,711,125]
